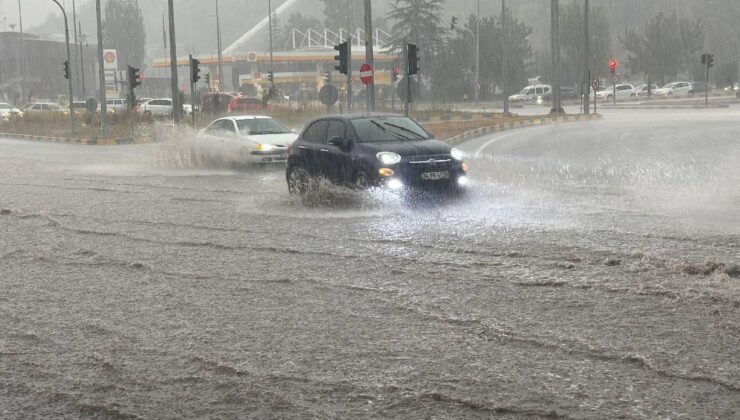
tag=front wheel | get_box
[287,164,310,196]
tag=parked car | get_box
[199,92,234,114]
[596,84,636,101]
[508,84,552,104]
[542,86,578,101]
[0,103,24,120]
[653,82,692,97]
[24,102,68,114]
[138,98,192,116]
[228,96,263,113]
[194,115,297,166]
[286,113,469,198]
[105,98,127,113]
[634,84,660,97]
[688,82,709,96]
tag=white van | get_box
[508,84,552,104]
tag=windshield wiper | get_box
[370,119,409,141]
[381,121,426,139]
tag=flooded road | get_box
[1,108,739,419]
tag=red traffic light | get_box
[609,58,618,71]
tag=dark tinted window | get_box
[302,121,328,144]
[236,118,290,135]
[326,120,346,141]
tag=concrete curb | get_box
[0,132,154,145]
[416,112,497,123]
[445,113,602,145]
[600,104,730,110]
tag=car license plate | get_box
[421,171,449,180]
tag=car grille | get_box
[402,154,455,183]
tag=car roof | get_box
[222,115,272,120]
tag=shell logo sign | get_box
[103,49,118,70]
[247,52,258,62]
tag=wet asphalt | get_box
[1,108,739,419]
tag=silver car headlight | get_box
[377,151,401,165]
[450,148,464,161]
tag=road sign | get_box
[360,63,373,85]
[592,77,600,90]
[612,75,619,84]
[319,84,339,106]
[474,83,481,91]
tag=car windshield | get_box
[663,83,676,88]
[236,118,290,135]
[350,116,430,142]
[518,87,530,94]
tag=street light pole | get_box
[95,0,108,135]
[550,0,562,114]
[17,0,24,102]
[582,0,590,115]
[72,0,79,95]
[50,0,75,134]
[216,0,224,90]
[346,0,352,112]
[502,0,509,113]
[452,22,477,103]
[79,22,86,98]
[268,0,274,93]
[168,0,180,123]
[474,0,480,103]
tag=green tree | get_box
[560,1,612,86]
[103,0,146,69]
[620,12,704,86]
[385,0,446,54]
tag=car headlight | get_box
[255,143,274,151]
[450,148,464,161]
[377,151,401,165]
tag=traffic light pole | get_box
[346,0,352,113]
[168,0,180,123]
[189,55,197,129]
[51,0,75,134]
[363,0,375,111]
[705,57,710,108]
[95,0,108,136]
[582,0,589,115]
[404,44,410,117]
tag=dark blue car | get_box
[286,113,468,198]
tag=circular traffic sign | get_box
[591,77,600,90]
[360,63,373,85]
[612,75,619,84]
[474,83,481,91]
[319,84,339,106]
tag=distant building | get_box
[0,32,98,105]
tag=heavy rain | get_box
[1,0,739,418]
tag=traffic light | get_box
[392,66,400,83]
[334,41,349,75]
[707,53,714,68]
[450,16,458,30]
[323,70,331,82]
[190,56,201,84]
[701,53,707,65]
[408,43,419,76]
[204,73,210,86]
[127,65,142,89]
[609,58,618,74]
[267,70,275,83]
[63,60,70,80]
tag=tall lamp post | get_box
[17,0,24,102]
[216,0,224,90]
[50,0,75,134]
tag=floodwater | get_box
[1,108,738,418]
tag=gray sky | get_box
[0,0,91,30]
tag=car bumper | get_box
[248,149,289,164]
[375,160,468,193]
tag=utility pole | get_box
[79,22,86,98]
[363,0,375,111]
[474,0,480,103]
[346,0,352,112]
[17,0,24,102]
[72,0,79,96]
[51,0,75,134]
[95,0,108,136]
[582,0,589,114]
[268,0,275,95]
[216,0,224,90]
[550,0,562,114]
[168,0,180,123]
[502,0,509,113]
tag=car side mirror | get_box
[328,136,351,149]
